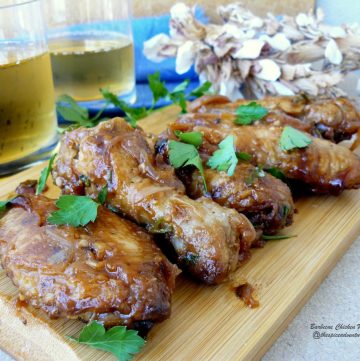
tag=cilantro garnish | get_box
[235,102,268,125]
[48,195,99,227]
[245,166,266,186]
[100,88,148,128]
[0,200,11,212]
[36,153,57,195]
[236,152,252,161]
[169,140,207,191]
[98,185,108,205]
[266,167,286,180]
[190,81,213,98]
[174,130,203,147]
[57,95,108,130]
[207,135,238,176]
[69,321,145,361]
[279,126,313,151]
[262,234,296,240]
[148,72,169,107]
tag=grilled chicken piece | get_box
[52,118,256,284]
[155,139,294,235]
[189,95,360,144]
[0,191,179,330]
[169,117,360,195]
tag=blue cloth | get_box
[57,9,207,121]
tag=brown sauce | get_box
[235,283,259,309]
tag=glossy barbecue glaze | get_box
[53,118,256,284]
[0,193,178,329]
[170,117,360,195]
[189,95,360,143]
[155,136,294,235]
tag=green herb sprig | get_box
[69,321,145,361]
[207,135,238,177]
[168,140,207,191]
[36,153,57,195]
[235,102,268,125]
[279,126,313,151]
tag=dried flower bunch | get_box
[144,2,360,99]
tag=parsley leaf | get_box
[69,321,145,361]
[190,81,213,98]
[235,102,268,125]
[168,91,188,113]
[236,152,252,161]
[262,234,296,240]
[48,195,99,227]
[0,200,11,212]
[98,185,108,205]
[57,94,108,130]
[148,72,169,107]
[266,167,286,180]
[36,153,57,195]
[207,135,238,176]
[169,140,207,191]
[100,88,148,128]
[279,126,313,151]
[245,166,266,186]
[171,79,190,94]
[174,130,203,147]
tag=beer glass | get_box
[0,0,57,175]
[44,0,136,103]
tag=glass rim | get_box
[0,0,39,10]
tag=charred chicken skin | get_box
[155,138,294,235]
[52,118,256,284]
[169,117,360,195]
[0,190,178,330]
[189,95,360,144]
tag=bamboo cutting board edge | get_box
[1,106,360,361]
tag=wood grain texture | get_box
[1,105,360,361]
[133,0,316,20]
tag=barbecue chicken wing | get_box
[0,191,178,330]
[52,118,256,284]
[169,117,360,195]
[189,95,360,144]
[155,138,294,235]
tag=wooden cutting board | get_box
[1,105,360,361]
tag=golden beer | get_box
[0,53,56,165]
[49,36,135,101]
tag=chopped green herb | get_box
[36,153,57,195]
[69,321,145,361]
[48,195,99,227]
[266,167,286,180]
[235,102,268,125]
[100,88,148,128]
[190,81,213,98]
[183,252,200,266]
[262,234,296,240]
[57,94,108,130]
[282,205,290,220]
[169,140,207,191]
[207,135,238,177]
[236,152,252,162]
[168,91,188,113]
[174,130,203,147]
[98,185,108,205]
[245,166,266,186]
[149,218,173,234]
[171,79,190,94]
[279,126,313,151]
[148,72,169,107]
[79,175,91,187]
[0,200,11,212]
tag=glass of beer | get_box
[0,0,57,175]
[44,0,135,103]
